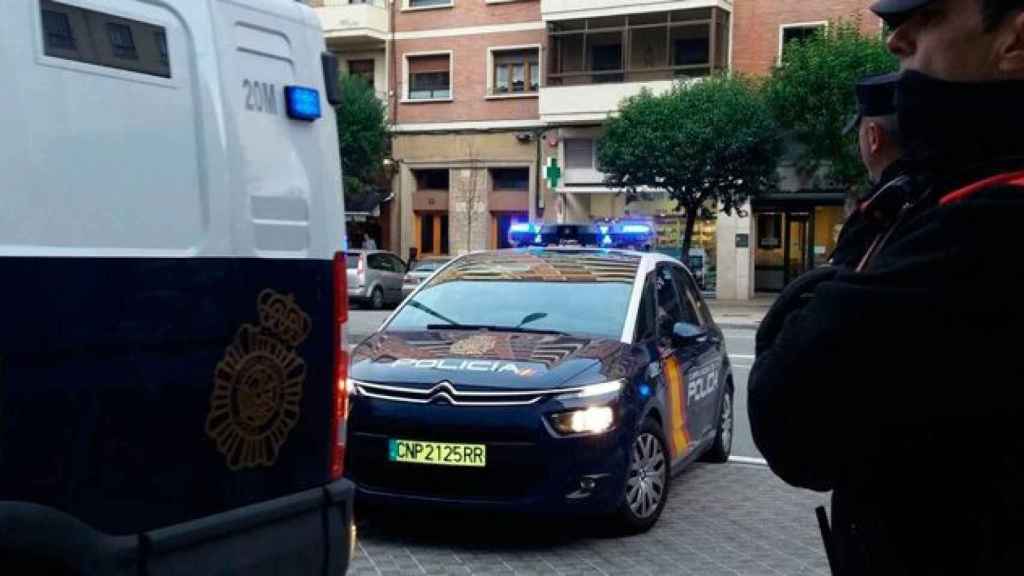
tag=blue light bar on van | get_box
[510,223,533,233]
[285,86,321,121]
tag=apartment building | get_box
[313,0,883,299]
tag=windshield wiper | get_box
[406,300,461,326]
[425,323,569,336]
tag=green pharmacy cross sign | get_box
[545,157,561,190]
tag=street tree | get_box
[598,75,781,257]
[334,74,389,210]
[459,138,484,254]
[764,19,898,191]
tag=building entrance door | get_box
[784,213,811,285]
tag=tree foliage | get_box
[764,20,898,190]
[598,74,781,256]
[334,74,388,208]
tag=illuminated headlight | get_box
[549,406,615,436]
[345,378,361,397]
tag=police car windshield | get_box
[386,251,640,340]
[388,280,632,340]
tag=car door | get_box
[384,254,407,303]
[365,253,385,297]
[649,264,700,464]
[671,266,723,446]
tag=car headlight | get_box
[548,406,615,436]
[555,379,624,401]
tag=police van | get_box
[1,1,354,573]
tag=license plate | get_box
[388,439,486,467]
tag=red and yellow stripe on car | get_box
[663,356,690,459]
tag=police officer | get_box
[830,73,907,268]
[749,0,1024,574]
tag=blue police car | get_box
[346,227,734,532]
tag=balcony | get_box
[540,6,729,122]
[313,0,389,46]
[542,0,731,22]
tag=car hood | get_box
[350,330,633,390]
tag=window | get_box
[386,255,407,273]
[492,48,539,95]
[548,8,727,86]
[654,265,686,343]
[780,23,825,58]
[42,9,75,50]
[491,168,529,191]
[40,1,170,78]
[107,22,138,60]
[389,276,635,340]
[348,59,375,89]
[414,169,450,191]
[635,276,658,343]
[407,54,451,100]
[671,267,704,327]
[758,213,783,249]
[367,253,386,271]
[408,0,453,10]
[565,139,594,170]
[155,30,168,65]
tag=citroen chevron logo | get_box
[428,382,458,404]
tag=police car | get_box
[346,226,734,532]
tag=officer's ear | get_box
[866,121,884,155]
[996,10,1024,76]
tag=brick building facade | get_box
[313,0,883,298]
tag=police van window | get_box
[107,23,138,60]
[634,275,658,343]
[42,9,75,50]
[41,1,171,78]
[672,266,705,327]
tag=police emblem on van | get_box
[206,290,311,470]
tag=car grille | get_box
[348,433,547,500]
[353,381,553,407]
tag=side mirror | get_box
[672,322,708,345]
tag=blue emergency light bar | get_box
[508,221,655,250]
[285,85,322,121]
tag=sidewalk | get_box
[707,295,775,329]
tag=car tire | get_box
[612,418,670,535]
[702,383,734,464]
[370,287,384,310]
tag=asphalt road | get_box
[347,311,764,461]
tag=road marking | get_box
[729,455,768,466]
[730,354,755,360]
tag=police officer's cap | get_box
[843,72,900,135]
[871,0,933,27]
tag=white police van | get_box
[1,1,355,573]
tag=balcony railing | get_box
[314,0,389,42]
[317,0,385,7]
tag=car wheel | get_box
[702,383,733,464]
[613,419,669,534]
[370,287,384,310]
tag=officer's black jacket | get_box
[829,159,913,269]
[750,152,1024,574]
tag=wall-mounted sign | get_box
[736,233,750,248]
